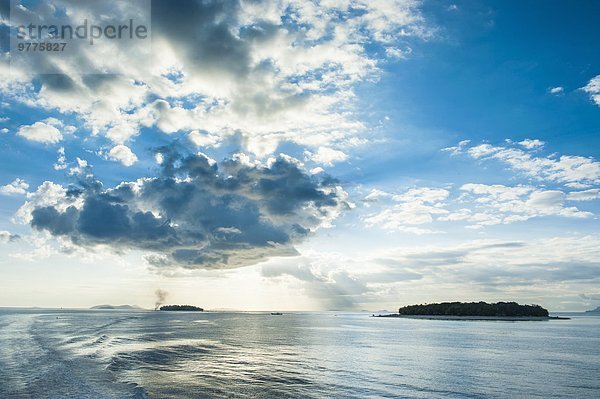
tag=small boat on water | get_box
[270,312,283,315]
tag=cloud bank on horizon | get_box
[0,0,599,310]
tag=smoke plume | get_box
[154,289,169,310]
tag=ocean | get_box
[0,309,598,398]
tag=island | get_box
[584,306,600,314]
[158,305,204,311]
[374,301,569,320]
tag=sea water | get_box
[0,309,598,398]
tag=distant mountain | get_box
[91,305,143,310]
[585,306,600,314]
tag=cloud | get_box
[18,148,349,270]
[0,231,20,243]
[582,75,600,106]
[385,46,412,59]
[106,123,139,145]
[330,237,600,304]
[383,237,600,288]
[17,121,62,144]
[518,139,544,149]
[1,0,430,159]
[262,262,321,282]
[108,145,138,167]
[306,147,349,166]
[579,293,600,301]
[455,184,591,226]
[0,178,29,196]
[363,182,594,232]
[448,140,600,187]
[441,139,470,155]
[188,130,221,148]
[261,259,369,310]
[53,147,67,171]
[67,157,92,177]
[567,189,600,201]
[548,86,564,95]
[260,236,600,309]
[364,187,449,233]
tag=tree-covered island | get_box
[373,301,568,320]
[397,301,548,316]
[159,305,204,311]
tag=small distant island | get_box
[374,301,568,320]
[585,306,600,314]
[159,305,204,312]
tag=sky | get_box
[0,0,599,311]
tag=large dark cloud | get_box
[151,0,252,77]
[18,0,279,97]
[27,149,349,269]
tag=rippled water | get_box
[0,309,598,398]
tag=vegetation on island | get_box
[159,305,204,311]
[397,301,549,317]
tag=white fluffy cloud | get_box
[307,147,349,166]
[16,122,62,144]
[548,86,564,94]
[188,130,221,148]
[364,187,449,233]
[1,0,431,159]
[53,147,67,171]
[456,184,591,227]
[0,178,30,196]
[518,139,544,149]
[15,180,81,226]
[108,145,138,167]
[448,139,600,187]
[365,140,600,234]
[583,75,600,106]
[363,181,595,232]
[567,189,600,201]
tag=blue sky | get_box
[0,0,599,311]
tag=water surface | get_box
[0,309,598,398]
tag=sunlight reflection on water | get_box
[0,309,598,398]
